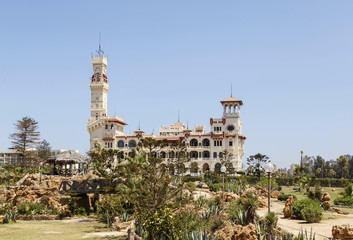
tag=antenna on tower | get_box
[178,109,180,122]
[187,120,189,129]
[231,83,233,97]
[96,32,104,56]
[138,121,141,130]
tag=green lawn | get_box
[0,218,124,240]
[281,186,344,201]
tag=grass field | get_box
[281,186,344,201]
[0,218,124,240]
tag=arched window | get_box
[128,140,136,148]
[202,139,210,146]
[191,151,198,159]
[190,139,198,147]
[202,151,210,159]
[190,162,198,173]
[117,152,124,159]
[203,163,210,172]
[214,163,222,172]
[111,124,114,129]
[105,124,108,129]
[117,140,124,148]
[160,151,166,158]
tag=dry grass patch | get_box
[0,218,124,240]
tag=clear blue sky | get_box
[1,1,353,168]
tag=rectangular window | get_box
[229,141,233,146]
[213,152,217,158]
[220,141,222,146]
[214,141,217,146]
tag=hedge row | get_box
[183,175,352,188]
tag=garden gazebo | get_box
[48,150,88,176]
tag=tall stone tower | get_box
[220,96,244,169]
[90,46,108,120]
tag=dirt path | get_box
[257,200,353,240]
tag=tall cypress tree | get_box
[9,116,40,168]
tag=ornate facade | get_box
[87,49,246,174]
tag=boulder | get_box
[322,201,331,209]
[271,190,281,199]
[332,225,353,239]
[258,196,268,208]
[222,192,239,203]
[202,184,209,189]
[283,196,296,218]
[0,215,4,224]
[112,218,134,231]
[322,192,331,202]
[214,223,258,240]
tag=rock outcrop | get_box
[271,190,281,199]
[332,225,353,239]
[214,223,258,240]
[333,207,349,215]
[0,174,86,210]
[322,192,331,209]
[283,196,296,218]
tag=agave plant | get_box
[189,229,216,240]
[3,213,10,224]
[10,211,17,222]
[120,212,129,222]
[209,205,220,215]
[201,209,212,220]
[297,228,316,240]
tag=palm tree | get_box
[337,155,348,178]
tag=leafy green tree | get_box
[128,139,180,213]
[168,141,190,178]
[246,153,270,181]
[9,116,40,168]
[219,150,234,175]
[88,143,124,186]
[37,139,52,161]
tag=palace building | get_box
[87,47,246,174]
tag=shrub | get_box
[137,207,183,239]
[237,192,258,224]
[301,205,323,223]
[209,214,226,233]
[194,196,209,209]
[213,196,221,208]
[334,197,353,206]
[17,202,47,215]
[308,185,322,201]
[277,194,297,201]
[291,198,322,221]
[339,185,353,198]
[186,182,196,192]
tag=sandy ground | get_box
[257,200,353,240]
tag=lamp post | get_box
[264,162,274,214]
[221,165,226,208]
